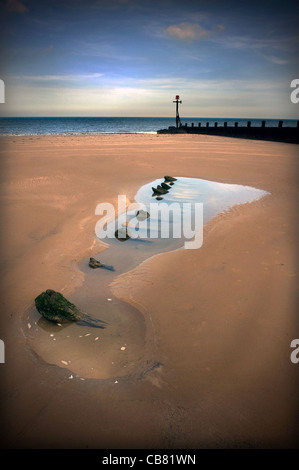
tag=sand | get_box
[0,133,298,448]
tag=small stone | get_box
[95,337,99,341]
[89,257,104,269]
[121,346,126,351]
[107,298,112,302]
[85,333,91,336]
[61,360,68,365]
[115,227,132,241]
[68,375,73,379]
[136,209,150,221]
[157,185,168,194]
[164,175,177,182]
[50,334,54,337]
[152,186,167,195]
[27,323,31,329]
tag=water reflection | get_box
[97,176,268,252]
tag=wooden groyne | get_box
[157,120,299,144]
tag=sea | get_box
[0,117,297,136]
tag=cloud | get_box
[164,22,210,42]
[3,0,28,13]
[213,24,226,33]
[14,73,104,82]
[216,34,295,52]
[263,55,289,65]
[2,76,293,119]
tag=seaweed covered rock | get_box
[35,289,106,328]
[164,176,177,182]
[152,186,168,195]
[157,184,168,194]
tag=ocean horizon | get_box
[0,116,298,136]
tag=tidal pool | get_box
[25,176,269,379]
[96,176,269,259]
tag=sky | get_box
[0,0,298,118]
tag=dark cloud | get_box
[2,0,28,13]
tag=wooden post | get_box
[198,122,201,127]
[191,122,194,127]
[215,122,218,127]
[173,95,182,129]
[206,122,209,127]
[278,120,283,128]
[297,120,299,128]
[247,121,251,127]
[234,122,238,127]
[261,121,265,128]
[224,122,227,127]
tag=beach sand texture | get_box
[0,133,298,448]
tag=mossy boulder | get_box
[35,289,106,328]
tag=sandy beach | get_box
[0,133,298,448]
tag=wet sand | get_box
[0,134,298,448]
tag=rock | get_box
[89,257,104,269]
[115,227,132,241]
[161,182,171,190]
[156,196,163,200]
[152,186,164,195]
[152,186,169,195]
[157,184,168,194]
[35,289,106,328]
[136,209,150,221]
[89,257,115,271]
[164,175,177,182]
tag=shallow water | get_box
[26,177,268,379]
[96,176,268,259]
